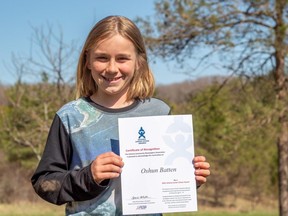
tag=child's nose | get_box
[107,59,117,72]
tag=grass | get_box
[165,211,278,216]
[0,202,65,216]
[0,202,278,216]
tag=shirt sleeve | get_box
[31,115,108,205]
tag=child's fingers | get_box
[193,155,206,163]
[91,152,124,183]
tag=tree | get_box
[7,23,78,98]
[0,83,74,167]
[138,0,288,215]
[0,25,77,166]
[182,77,277,207]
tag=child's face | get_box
[87,34,138,100]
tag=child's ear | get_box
[87,61,91,70]
[136,60,140,71]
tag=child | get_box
[31,15,210,216]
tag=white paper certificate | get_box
[118,115,197,215]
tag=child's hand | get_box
[193,156,210,187]
[91,152,124,184]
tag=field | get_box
[0,202,278,216]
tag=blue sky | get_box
[0,0,219,85]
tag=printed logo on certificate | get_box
[118,115,197,215]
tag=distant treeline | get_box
[0,75,278,208]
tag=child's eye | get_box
[96,56,108,62]
[117,57,130,62]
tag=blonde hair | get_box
[76,15,155,100]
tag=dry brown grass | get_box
[0,157,278,216]
[0,201,278,216]
[197,185,278,215]
[0,201,65,216]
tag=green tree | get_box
[0,82,74,168]
[0,24,77,167]
[169,76,278,208]
[139,1,288,214]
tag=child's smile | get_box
[101,75,124,83]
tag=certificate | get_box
[118,115,197,215]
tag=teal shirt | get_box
[56,97,170,215]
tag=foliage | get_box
[138,0,286,76]
[0,3,284,210]
[164,75,278,206]
[0,75,279,208]
[139,1,288,214]
[0,24,78,168]
[0,82,74,168]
